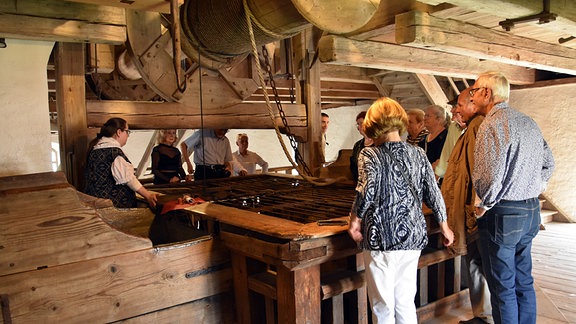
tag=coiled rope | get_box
[242,0,340,186]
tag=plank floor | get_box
[532,222,576,323]
[423,221,576,324]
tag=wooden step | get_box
[541,209,557,224]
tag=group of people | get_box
[84,126,268,208]
[82,70,553,324]
[348,71,554,324]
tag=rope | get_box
[170,0,187,93]
[243,0,339,186]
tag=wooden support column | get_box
[294,28,323,172]
[276,264,321,324]
[353,253,368,323]
[231,253,250,324]
[55,42,88,189]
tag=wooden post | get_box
[276,265,321,324]
[55,42,88,190]
[294,28,323,172]
[231,253,251,324]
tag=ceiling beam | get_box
[0,0,126,44]
[413,74,449,106]
[317,35,535,85]
[62,0,181,14]
[396,11,576,75]
[319,64,380,83]
[416,0,576,35]
[371,77,392,97]
[86,101,306,130]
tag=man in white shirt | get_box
[181,129,247,180]
[233,134,268,175]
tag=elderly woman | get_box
[406,108,428,146]
[151,129,187,184]
[84,118,157,208]
[348,97,454,324]
[423,104,449,167]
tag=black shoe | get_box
[459,318,488,324]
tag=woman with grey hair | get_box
[423,104,449,168]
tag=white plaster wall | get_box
[510,84,576,221]
[322,105,371,162]
[0,39,54,177]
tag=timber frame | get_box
[2,0,576,185]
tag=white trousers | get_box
[363,250,421,324]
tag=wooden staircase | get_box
[539,194,562,229]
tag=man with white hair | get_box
[471,71,554,324]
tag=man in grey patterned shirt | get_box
[470,71,555,324]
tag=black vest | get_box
[85,147,136,208]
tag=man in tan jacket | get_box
[441,89,492,324]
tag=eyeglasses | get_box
[123,129,132,135]
[469,87,486,97]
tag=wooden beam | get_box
[413,74,449,106]
[63,0,181,14]
[345,0,427,39]
[321,81,380,92]
[0,0,126,44]
[371,77,392,97]
[55,43,88,190]
[511,76,576,89]
[319,64,380,84]
[86,101,307,130]
[320,90,379,100]
[0,0,125,25]
[416,0,576,35]
[396,11,576,75]
[318,35,535,85]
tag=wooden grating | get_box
[149,175,356,224]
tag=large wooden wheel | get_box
[88,8,260,108]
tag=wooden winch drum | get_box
[181,0,382,63]
[113,0,383,102]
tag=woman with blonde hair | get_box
[151,129,187,184]
[348,97,453,323]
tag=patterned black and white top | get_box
[351,141,447,251]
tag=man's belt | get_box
[196,164,226,170]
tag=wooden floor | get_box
[424,221,576,324]
[532,222,576,323]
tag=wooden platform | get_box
[423,221,576,324]
[532,222,576,323]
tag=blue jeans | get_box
[477,198,540,324]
